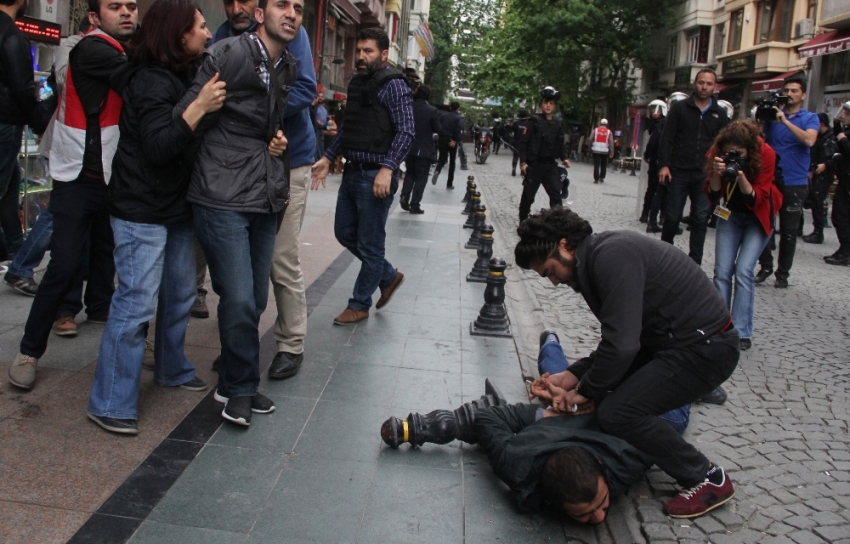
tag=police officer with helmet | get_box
[518,86,571,222]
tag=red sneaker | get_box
[663,467,735,518]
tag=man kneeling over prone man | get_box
[382,207,739,523]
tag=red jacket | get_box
[705,139,782,236]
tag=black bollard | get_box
[462,176,475,203]
[470,257,512,337]
[462,183,477,213]
[620,159,627,173]
[463,192,480,227]
[380,379,506,448]
[464,205,486,250]
[466,224,493,282]
[629,159,637,176]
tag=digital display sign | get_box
[15,16,61,46]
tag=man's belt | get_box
[345,162,383,172]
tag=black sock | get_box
[706,465,723,485]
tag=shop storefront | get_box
[799,29,850,115]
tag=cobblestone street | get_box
[468,150,850,544]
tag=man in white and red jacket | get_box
[590,119,613,183]
[8,0,137,391]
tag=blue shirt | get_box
[764,109,819,186]
[281,27,317,169]
[211,20,258,44]
[315,104,328,131]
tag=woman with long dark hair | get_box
[87,0,226,434]
[706,121,782,352]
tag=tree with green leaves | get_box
[471,0,686,128]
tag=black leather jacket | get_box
[0,12,35,126]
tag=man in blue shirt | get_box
[755,77,819,288]
[313,93,328,160]
[212,0,259,43]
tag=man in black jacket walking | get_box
[827,103,850,265]
[0,0,34,261]
[804,113,838,244]
[432,101,463,188]
[657,69,729,265]
[176,0,300,426]
[400,84,441,214]
[642,99,667,232]
[515,208,739,519]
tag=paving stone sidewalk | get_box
[468,152,850,544]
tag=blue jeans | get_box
[713,210,769,340]
[537,337,691,434]
[334,167,398,311]
[661,169,712,265]
[194,205,278,398]
[9,208,52,277]
[0,123,24,258]
[88,218,197,420]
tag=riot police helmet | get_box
[667,92,689,109]
[540,86,561,102]
[837,101,850,125]
[648,99,667,117]
[717,100,735,120]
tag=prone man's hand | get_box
[373,168,393,198]
[311,157,330,190]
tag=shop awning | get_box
[751,70,804,93]
[713,82,740,94]
[798,29,850,58]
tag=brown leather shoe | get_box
[52,316,78,337]
[375,271,405,309]
[333,307,369,325]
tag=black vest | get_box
[340,67,405,155]
[529,114,564,160]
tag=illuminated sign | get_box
[15,16,61,46]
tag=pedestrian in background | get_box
[590,119,613,184]
[432,101,463,188]
[826,102,850,266]
[802,113,837,245]
[400,84,441,214]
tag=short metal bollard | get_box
[464,204,486,249]
[462,183,477,214]
[462,176,475,203]
[466,224,493,282]
[470,257,512,337]
[463,192,480,227]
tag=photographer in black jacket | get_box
[0,0,34,261]
[516,208,739,519]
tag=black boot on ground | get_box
[754,268,773,284]
[639,210,649,223]
[802,230,823,244]
[646,220,662,233]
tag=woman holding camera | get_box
[706,121,782,351]
[87,0,227,434]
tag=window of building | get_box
[728,9,744,52]
[756,0,796,44]
[686,26,711,64]
[668,35,679,67]
[824,50,850,87]
[806,0,817,21]
[714,22,726,58]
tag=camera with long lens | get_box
[721,150,749,183]
[755,91,790,122]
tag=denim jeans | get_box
[537,338,691,434]
[194,205,278,398]
[661,169,712,265]
[334,167,398,311]
[0,123,24,258]
[8,209,52,277]
[713,210,770,340]
[87,218,197,419]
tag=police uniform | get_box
[518,114,567,221]
[511,116,530,174]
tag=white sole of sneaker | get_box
[665,492,735,519]
[221,408,250,426]
[53,329,78,337]
[214,391,275,413]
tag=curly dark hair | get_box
[515,208,593,269]
[537,446,605,508]
[704,120,763,179]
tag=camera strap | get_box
[725,179,739,203]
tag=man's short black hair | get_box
[357,28,390,52]
[450,101,460,111]
[694,68,717,82]
[783,76,807,93]
[537,446,605,508]
[818,112,830,127]
[416,84,431,101]
[88,0,101,13]
[78,17,92,33]
[515,208,593,269]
